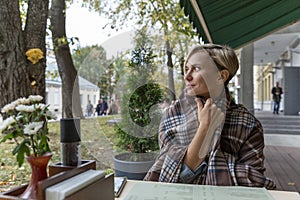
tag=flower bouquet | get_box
[0,95,56,167]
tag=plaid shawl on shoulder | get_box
[144,94,276,190]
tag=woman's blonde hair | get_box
[186,44,239,85]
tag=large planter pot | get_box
[114,152,157,180]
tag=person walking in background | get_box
[95,99,102,116]
[271,82,283,114]
[108,99,118,115]
[99,99,108,116]
[86,100,94,117]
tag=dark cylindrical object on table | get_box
[60,118,81,166]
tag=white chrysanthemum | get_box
[11,99,21,106]
[29,95,43,102]
[35,103,47,110]
[16,104,35,112]
[0,116,16,131]
[17,97,30,105]
[1,102,15,113]
[23,121,44,135]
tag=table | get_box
[117,180,300,200]
[269,190,300,200]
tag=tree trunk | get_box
[178,39,185,92]
[165,40,176,101]
[0,0,48,110]
[25,0,49,98]
[50,0,83,118]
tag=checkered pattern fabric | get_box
[144,91,276,190]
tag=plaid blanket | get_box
[144,92,276,189]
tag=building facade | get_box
[46,77,100,118]
[254,36,300,115]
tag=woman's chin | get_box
[185,89,197,97]
[185,89,209,98]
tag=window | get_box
[54,89,59,106]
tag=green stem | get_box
[30,135,37,157]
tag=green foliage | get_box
[72,45,106,70]
[128,83,162,127]
[115,31,163,153]
[116,82,163,153]
[93,0,200,100]
[46,68,59,80]
[115,126,159,153]
[97,0,198,44]
[71,45,120,98]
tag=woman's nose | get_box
[184,71,193,81]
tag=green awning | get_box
[180,0,300,49]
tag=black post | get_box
[60,118,81,166]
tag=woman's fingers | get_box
[199,98,224,128]
[195,98,204,112]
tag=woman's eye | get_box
[184,67,190,73]
[185,65,201,74]
[194,66,201,72]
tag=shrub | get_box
[115,31,164,154]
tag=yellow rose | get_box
[26,48,44,64]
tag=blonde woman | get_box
[144,44,275,189]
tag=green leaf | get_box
[12,138,29,155]
[16,151,25,167]
[0,132,15,143]
[13,139,30,167]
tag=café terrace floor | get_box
[255,110,300,193]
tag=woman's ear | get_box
[218,69,229,83]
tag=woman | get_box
[144,44,275,189]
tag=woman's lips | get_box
[186,84,195,89]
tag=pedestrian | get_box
[144,44,275,189]
[108,99,118,115]
[95,99,102,116]
[86,100,93,117]
[271,82,283,114]
[99,99,108,116]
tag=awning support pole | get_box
[190,0,213,43]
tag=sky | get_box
[66,3,110,46]
[66,2,135,58]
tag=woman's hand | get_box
[196,98,224,132]
[184,98,225,170]
[196,98,224,158]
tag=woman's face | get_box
[184,51,223,98]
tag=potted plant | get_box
[113,30,165,180]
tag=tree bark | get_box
[25,0,49,97]
[178,39,185,92]
[0,0,48,110]
[165,40,176,101]
[49,0,83,118]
